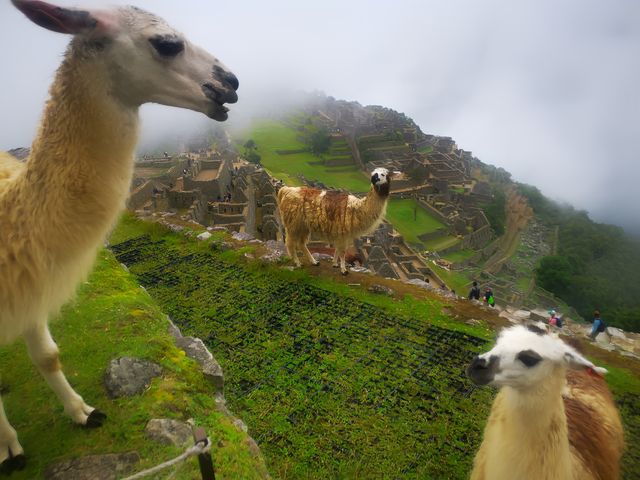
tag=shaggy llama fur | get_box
[277,168,394,274]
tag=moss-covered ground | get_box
[109,215,640,479]
[0,248,268,479]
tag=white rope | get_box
[120,438,212,480]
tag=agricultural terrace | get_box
[109,216,640,480]
[245,120,449,251]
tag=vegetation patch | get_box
[386,198,446,246]
[0,249,268,479]
[109,216,640,479]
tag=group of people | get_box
[467,281,610,341]
[468,281,495,307]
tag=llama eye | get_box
[149,36,184,57]
[517,350,542,367]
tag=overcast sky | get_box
[1,0,639,234]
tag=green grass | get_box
[248,120,370,192]
[386,199,446,246]
[0,248,268,479]
[443,249,476,263]
[424,235,461,252]
[109,215,501,479]
[428,262,472,294]
[417,145,433,154]
[106,215,640,480]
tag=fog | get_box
[1,0,639,234]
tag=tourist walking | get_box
[589,311,611,341]
[468,281,481,300]
[484,288,495,307]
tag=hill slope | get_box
[109,214,640,479]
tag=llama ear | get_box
[11,0,113,35]
[563,351,607,375]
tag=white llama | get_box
[467,325,624,480]
[277,168,396,274]
[0,0,238,472]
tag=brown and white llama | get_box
[277,168,396,274]
[467,325,624,480]
[0,0,238,472]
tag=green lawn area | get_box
[0,245,268,479]
[443,249,476,263]
[429,262,471,294]
[424,235,461,252]
[248,120,370,193]
[386,199,446,245]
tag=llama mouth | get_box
[202,83,231,121]
[207,100,229,121]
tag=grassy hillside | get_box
[0,249,268,479]
[249,120,370,192]
[109,215,640,479]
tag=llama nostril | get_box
[471,356,488,370]
[224,72,239,91]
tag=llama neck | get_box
[488,369,572,479]
[20,49,139,253]
[353,186,389,232]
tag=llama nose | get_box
[469,356,488,370]
[224,71,239,91]
[467,355,499,385]
[203,82,238,105]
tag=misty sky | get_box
[1,0,639,234]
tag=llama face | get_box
[105,6,238,121]
[11,1,238,121]
[370,168,390,186]
[467,325,605,389]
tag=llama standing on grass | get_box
[277,168,396,274]
[0,0,238,472]
[467,325,624,480]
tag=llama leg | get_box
[335,245,348,274]
[284,231,301,267]
[332,248,340,268]
[23,324,106,428]
[301,236,319,266]
[0,398,25,473]
[340,250,348,275]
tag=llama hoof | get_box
[84,409,107,428]
[341,270,349,276]
[312,261,320,266]
[0,453,26,475]
[332,264,340,268]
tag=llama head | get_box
[467,325,607,390]
[371,168,401,196]
[11,0,238,121]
